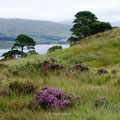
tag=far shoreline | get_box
[0,43,69,50]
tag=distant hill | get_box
[0,18,71,49]
[60,21,73,26]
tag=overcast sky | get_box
[0,0,119,22]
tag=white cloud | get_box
[0,0,119,22]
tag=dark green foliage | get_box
[68,11,112,45]
[2,34,36,59]
[68,36,81,44]
[12,34,36,52]
[1,50,27,60]
[27,50,38,55]
[89,22,112,35]
[68,11,97,45]
[9,81,38,94]
[47,45,62,52]
[74,11,97,26]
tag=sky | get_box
[0,0,119,22]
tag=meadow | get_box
[0,28,120,120]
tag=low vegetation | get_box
[48,46,62,53]
[29,86,80,111]
[0,27,120,119]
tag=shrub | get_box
[74,64,89,72]
[98,68,108,74]
[9,81,38,94]
[27,50,38,55]
[41,59,65,71]
[47,46,62,53]
[29,86,80,111]
[1,50,27,60]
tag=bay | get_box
[0,44,69,59]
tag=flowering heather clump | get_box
[0,88,10,97]
[98,68,108,74]
[41,60,65,71]
[75,64,89,72]
[29,86,80,111]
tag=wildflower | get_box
[30,87,79,111]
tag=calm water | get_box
[0,44,69,59]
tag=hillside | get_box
[0,18,71,48]
[1,28,120,120]
[43,28,120,68]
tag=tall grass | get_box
[0,28,120,119]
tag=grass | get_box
[0,28,120,119]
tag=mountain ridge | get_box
[0,18,71,48]
[60,21,120,27]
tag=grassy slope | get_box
[1,28,120,120]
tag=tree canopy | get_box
[2,34,36,59]
[12,34,36,52]
[68,11,112,45]
[89,22,112,35]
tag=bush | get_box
[47,46,62,53]
[9,81,38,94]
[1,50,27,60]
[29,86,80,111]
[74,64,89,72]
[42,60,64,71]
[98,68,108,74]
[27,50,38,55]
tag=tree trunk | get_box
[21,46,24,58]
[21,46,24,52]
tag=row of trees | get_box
[2,34,63,59]
[2,34,36,59]
[68,11,112,45]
